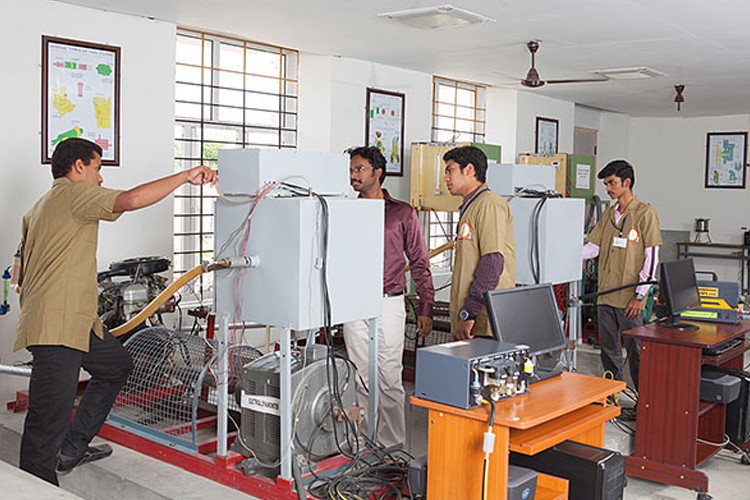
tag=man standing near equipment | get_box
[583,159,661,389]
[444,145,516,340]
[15,138,217,485]
[344,146,434,448]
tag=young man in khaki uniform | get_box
[444,146,516,340]
[15,138,217,485]
[584,160,661,388]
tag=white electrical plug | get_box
[483,430,495,455]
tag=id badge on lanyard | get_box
[612,236,627,248]
[611,214,629,249]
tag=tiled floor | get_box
[2,341,750,499]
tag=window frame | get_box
[427,76,487,271]
[173,29,299,299]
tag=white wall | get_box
[572,105,631,199]
[485,88,518,163]
[299,56,433,201]
[297,53,334,154]
[516,92,576,157]
[0,0,176,395]
[630,114,750,281]
[574,105,602,131]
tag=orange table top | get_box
[411,371,625,430]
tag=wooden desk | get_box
[411,372,624,500]
[623,320,750,497]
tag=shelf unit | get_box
[624,320,750,496]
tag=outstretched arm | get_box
[113,165,217,213]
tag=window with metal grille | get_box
[428,77,486,270]
[174,29,298,298]
[431,76,485,143]
[427,210,456,269]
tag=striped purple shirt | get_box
[381,190,435,317]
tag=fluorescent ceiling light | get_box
[378,5,495,29]
[591,66,665,80]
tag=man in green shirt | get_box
[15,138,216,485]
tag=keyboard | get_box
[702,337,744,357]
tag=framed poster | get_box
[705,132,747,188]
[42,36,121,165]
[535,116,559,155]
[365,88,405,176]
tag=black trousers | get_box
[597,305,642,389]
[19,330,133,485]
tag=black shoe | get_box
[56,444,113,474]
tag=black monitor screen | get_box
[485,284,566,357]
[659,259,700,329]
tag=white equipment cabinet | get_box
[218,148,350,196]
[212,148,384,481]
[213,196,383,329]
[487,163,557,196]
[510,197,585,285]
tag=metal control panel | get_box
[414,338,530,409]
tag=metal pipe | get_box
[217,313,230,457]
[280,326,292,480]
[0,364,32,377]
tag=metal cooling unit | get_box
[236,345,356,465]
[109,326,262,452]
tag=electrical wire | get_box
[480,399,496,500]
[219,183,414,497]
[578,279,659,302]
[697,435,731,448]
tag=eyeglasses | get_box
[350,165,373,174]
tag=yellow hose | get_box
[403,240,454,273]
[110,264,206,337]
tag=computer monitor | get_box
[485,284,567,357]
[659,259,700,330]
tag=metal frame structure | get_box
[96,312,379,498]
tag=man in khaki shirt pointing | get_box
[15,138,216,485]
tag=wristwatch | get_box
[635,292,646,301]
[459,309,476,321]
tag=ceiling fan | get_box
[521,40,608,88]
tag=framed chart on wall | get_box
[705,131,747,189]
[42,36,121,165]
[365,88,405,176]
[535,116,559,155]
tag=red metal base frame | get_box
[7,390,29,413]
[98,421,349,500]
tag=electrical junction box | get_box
[414,338,529,410]
[214,197,383,330]
[217,148,350,196]
[487,163,557,196]
[510,197,585,285]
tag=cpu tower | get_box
[510,441,625,500]
[705,366,750,446]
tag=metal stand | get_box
[366,317,378,442]
[567,280,581,370]
[279,326,293,479]
[217,314,230,458]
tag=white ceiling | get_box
[54,0,750,117]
